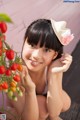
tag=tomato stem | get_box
[3,41,11,49]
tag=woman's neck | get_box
[28,68,46,84]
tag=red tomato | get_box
[13,75,21,82]
[11,63,18,71]
[0,41,2,48]
[5,69,11,76]
[0,65,6,74]
[0,22,7,33]
[1,82,8,89]
[6,49,14,60]
[0,85,3,90]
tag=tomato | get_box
[8,90,13,98]
[10,80,17,87]
[17,64,23,71]
[6,49,14,60]
[11,63,18,71]
[12,96,17,101]
[1,82,8,89]
[0,41,2,48]
[18,90,23,96]
[13,75,21,82]
[0,85,3,90]
[0,22,7,33]
[10,87,16,92]
[0,65,6,74]
[5,69,11,76]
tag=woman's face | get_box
[22,39,58,72]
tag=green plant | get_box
[0,13,23,120]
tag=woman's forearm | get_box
[47,73,63,118]
[22,89,39,120]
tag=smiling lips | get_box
[29,59,43,66]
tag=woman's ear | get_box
[53,52,58,60]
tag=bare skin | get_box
[47,54,72,120]
[5,41,72,120]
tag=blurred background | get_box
[0,0,80,53]
[0,0,80,119]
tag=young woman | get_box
[6,19,74,120]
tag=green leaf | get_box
[0,13,13,23]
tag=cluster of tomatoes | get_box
[0,21,23,101]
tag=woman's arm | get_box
[20,66,39,120]
[22,89,39,120]
[47,69,63,119]
[6,66,39,120]
[47,53,72,119]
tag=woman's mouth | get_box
[29,59,42,66]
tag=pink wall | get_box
[0,0,80,54]
[0,0,80,105]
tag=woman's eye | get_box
[31,44,36,48]
[44,48,51,52]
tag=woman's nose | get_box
[32,49,42,60]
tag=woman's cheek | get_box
[43,57,51,66]
[44,56,53,66]
[46,60,52,66]
[22,48,32,59]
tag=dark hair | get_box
[23,19,63,59]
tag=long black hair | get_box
[23,19,63,59]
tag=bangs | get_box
[24,19,63,52]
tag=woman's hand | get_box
[21,66,36,92]
[59,53,72,72]
[48,53,72,73]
